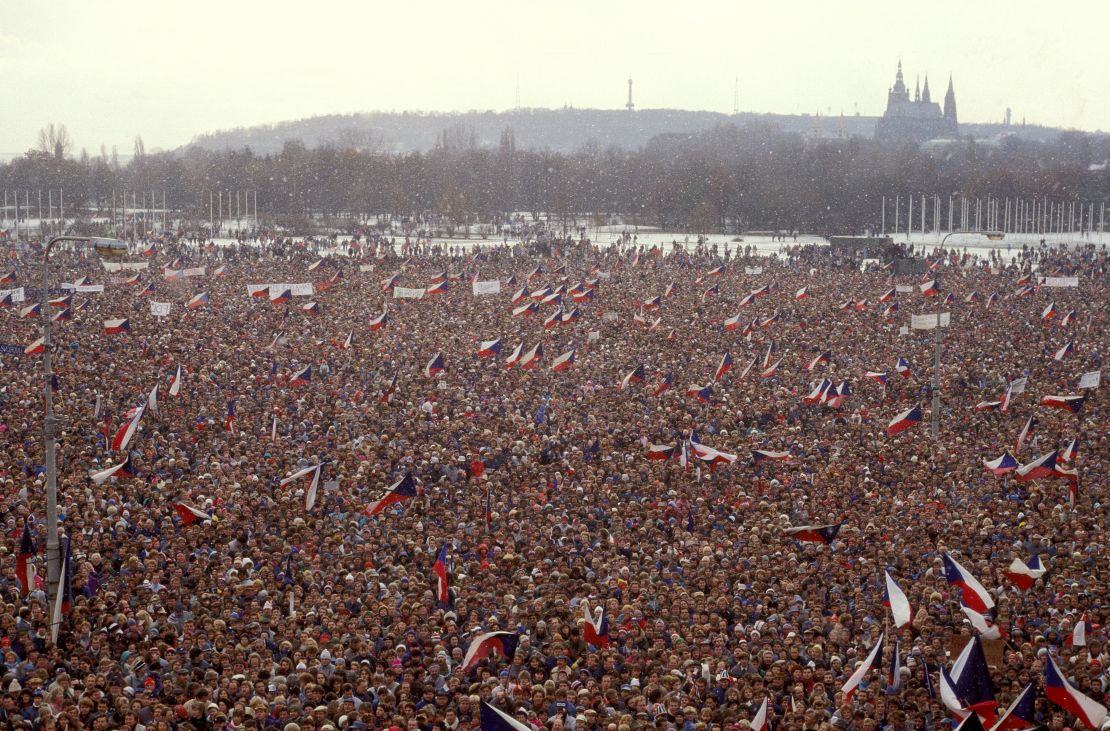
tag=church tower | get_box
[922,75,932,104]
[943,75,957,124]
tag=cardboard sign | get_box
[911,313,951,330]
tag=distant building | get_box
[875,61,958,142]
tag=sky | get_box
[1,0,1108,158]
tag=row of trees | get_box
[2,122,1109,234]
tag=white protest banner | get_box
[1009,377,1028,395]
[150,301,171,317]
[289,282,314,296]
[358,264,375,272]
[910,312,951,330]
[587,330,600,342]
[393,287,426,300]
[596,271,611,279]
[898,326,909,336]
[0,287,25,303]
[163,269,184,281]
[1037,276,1079,288]
[76,284,105,293]
[744,266,764,275]
[1079,370,1101,389]
[602,312,618,322]
[472,280,501,296]
[102,261,149,272]
[182,266,206,278]
[895,285,915,293]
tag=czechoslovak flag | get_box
[886,405,922,436]
[750,698,768,731]
[111,404,145,452]
[942,553,995,613]
[103,318,130,335]
[477,339,502,357]
[186,292,209,309]
[461,632,519,671]
[479,702,532,731]
[168,365,183,396]
[173,502,211,526]
[883,570,913,629]
[551,348,575,372]
[1043,652,1106,729]
[841,633,884,701]
[365,473,417,517]
[424,352,445,378]
[1004,555,1046,592]
[582,600,609,648]
[280,464,321,511]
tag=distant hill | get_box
[182,108,1088,155]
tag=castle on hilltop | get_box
[875,61,958,142]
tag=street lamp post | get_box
[928,230,1004,439]
[41,236,127,613]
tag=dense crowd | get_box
[0,233,1107,731]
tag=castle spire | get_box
[914,75,920,102]
[922,75,931,104]
[943,74,957,124]
[892,60,906,94]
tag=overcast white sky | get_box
[1,0,1107,156]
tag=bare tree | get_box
[36,123,72,159]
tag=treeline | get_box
[2,122,1108,234]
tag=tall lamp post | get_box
[929,230,1004,439]
[41,236,128,611]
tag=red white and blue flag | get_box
[289,365,312,387]
[111,404,145,451]
[16,521,35,596]
[795,286,810,300]
[1041,394,1084,413]
[478,339,502,357]
[461,631,520,671]
[750,698,768,731]
[518,343,543,369]
[103,318,131,335]
[1060,310,1076,328]
[365,473,417,517]
[713,352,733,382]
[864,370,888,384]
[433,544,450,604]
[886,405,922,436]
[1015,416,1034,452]
[269,288,292,304]
[90,456,139,485]
[992,683,1038,731]
[883,570,913,629]
[368,310,388,331]
[982,452,1019,475]
[651,373,673,397]
[424,352,446,378]
[621,364,646,390]
[895,357,911,378]
[942,553,995,613]
[1004,555,1046,592]
[784,523,842,545]
[280,464,321,511]
[806,351,831,371]
[582,601,609,648]
[841,633,884,701]
[187,292,210,309]
[1042,302,1057,321]
[1053,341,1074,361]
[920,279,939,296]
[504,343,523,369]
[551,348,576,372]
[1044,653,1106,730]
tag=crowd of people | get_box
[0,232,1107,731]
